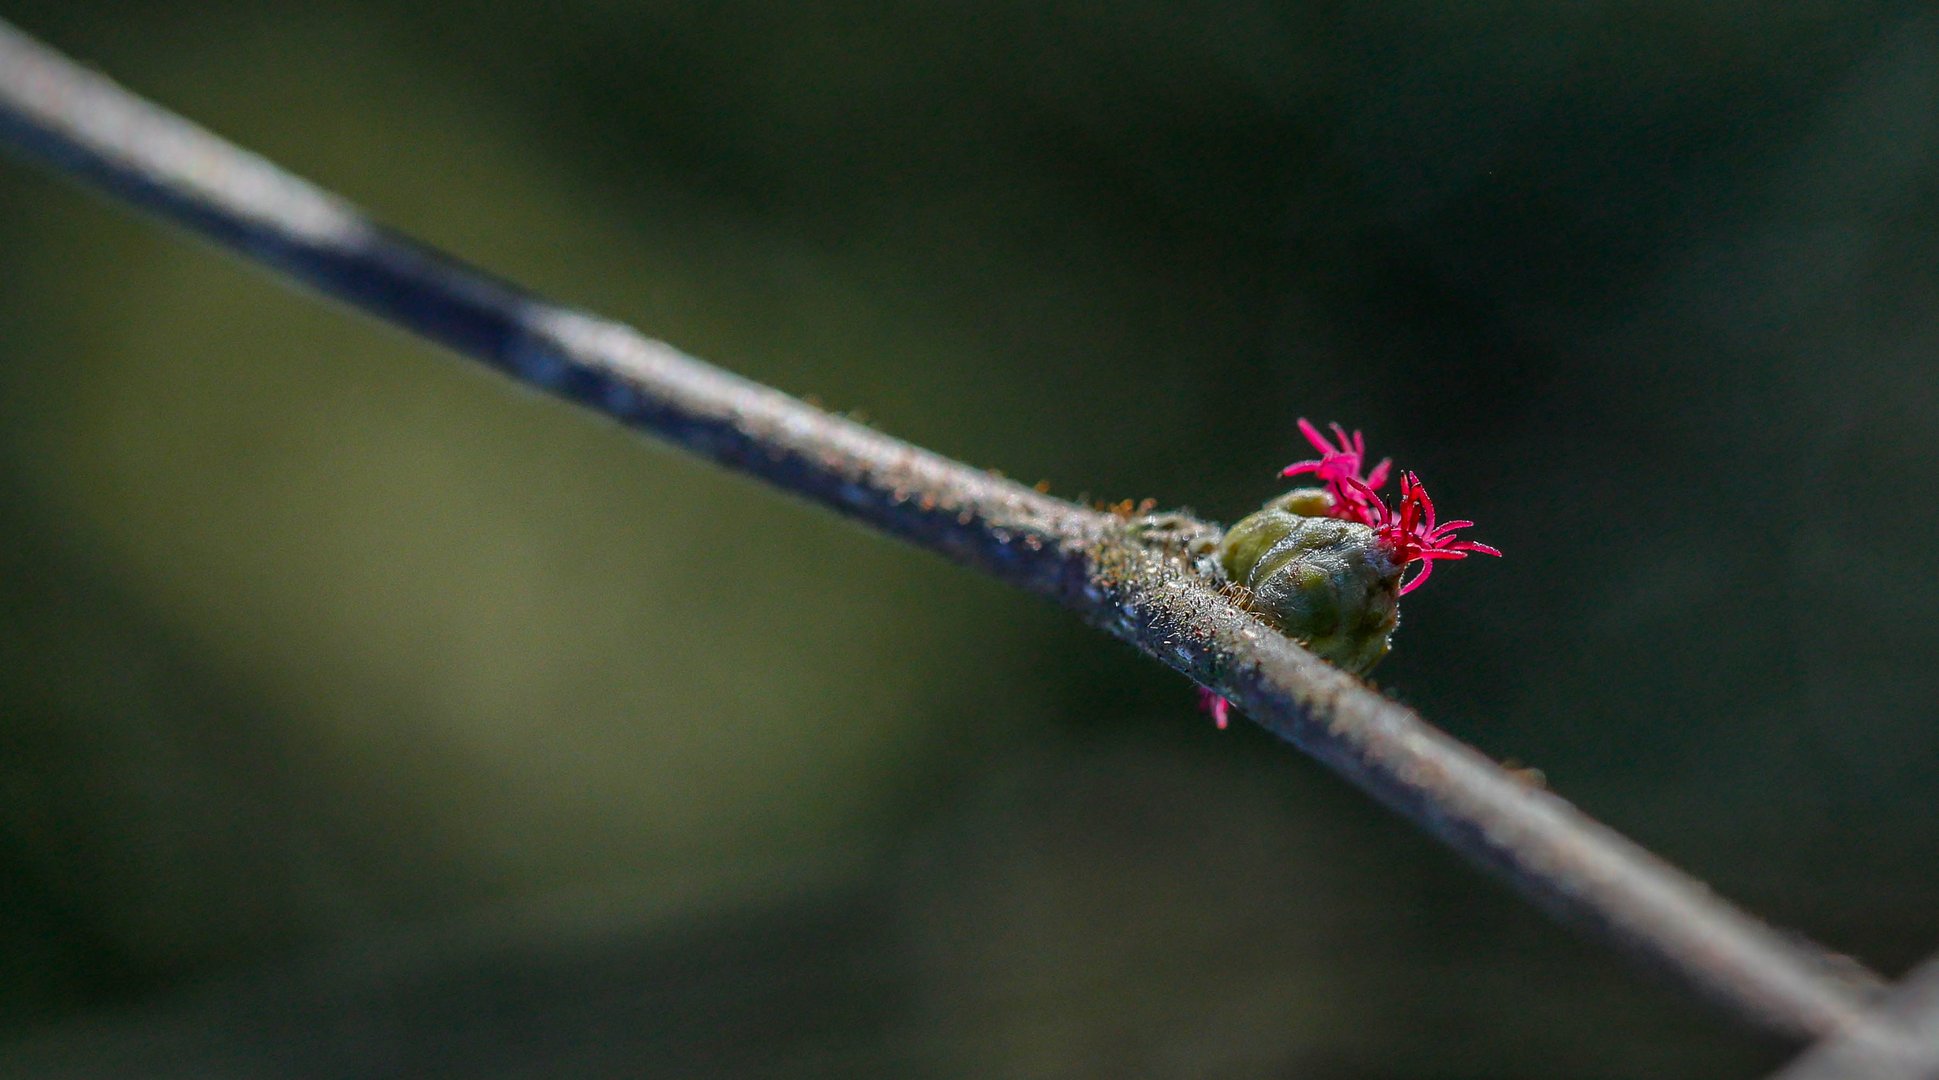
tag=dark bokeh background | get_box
[2,4,1937,1077]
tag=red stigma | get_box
[1196,687,1232,730]
[1281,419,1500,595]
[1344,471,1502,595]
[1280,418,1392,523]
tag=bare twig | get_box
[0,18,1890,1041]
[1770,956,1939,1079]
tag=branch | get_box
[0,18,1887,1041]
[1769,956,1939,1079]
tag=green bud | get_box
[1260,488,1335,518]
[1216,490,1402,674]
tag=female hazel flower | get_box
[1279,418,1391,517]
[1344,470,1501,596]
[1198,420,1499,728]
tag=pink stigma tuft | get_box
[1342,471,1502,595]
[1196,687,1232,730]
[1280,418,1392,526]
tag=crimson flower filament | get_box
[1283,419,1500,596]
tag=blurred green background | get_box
[2,3,1937,1076]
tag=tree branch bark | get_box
[1770,956,1939,1079]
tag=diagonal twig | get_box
[0,18,1890,1042]
[1769,956,1939,1080]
